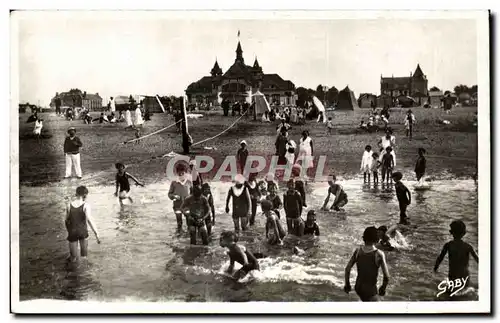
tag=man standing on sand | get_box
[109,96,116,113]
[64,127,83,179]
[55,95,62,116]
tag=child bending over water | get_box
[261,200,286,245]
[434,220,478,293]
[114,163,144,205]
[321,175,348,211]
[220,231,264,280]
[65,186,100,262]
[344,226,390,302]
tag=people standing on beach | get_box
[434,220,479,297]
[125,108,133,128]
[405,109,416,140]
[285,140,297,167]
[283,179,304,236]
[237,140,249,174]
[55,95,62,116]
[360,145,373,184]
[392,172,411,225]
[326,117,334,134]
[114,163,144,206]
[415,148,427,185]
[109,97,116,113]
[134,105,144,128]
[182,185,210,246]
[65,186,101,263]
[371,153,381,185]
[64,127,83,179]
[297,130,314,174]
[344,226,390,302]
[168,164,193,232]
[321,175,349,212]
[225,174,252,233]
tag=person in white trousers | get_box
[64,127,83,179]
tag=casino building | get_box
[185,41,296,107]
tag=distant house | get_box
[50,89,102,111]
[428,90,444,108]
[377,94,392,108]
[380,64,429,101]
[358,93,377,109]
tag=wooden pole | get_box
[180,96,190,154]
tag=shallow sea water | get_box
[18,178,478,302]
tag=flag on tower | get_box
[238,30,240,38]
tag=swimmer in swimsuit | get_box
[246,174,262,226]
[283,179,304,236]
[182,185,210,245]
[226,174,251,233]
[321,174,348,211]
[265,184,282,219]
[219,231,264,280]
[344,226,390,302]
[114,163,144,206]
[168,164,193,232]
[262,200,286,245]
[434,220,478,296]
[303,210,320,236]
[201,183,215,236]
[376,225,396,251]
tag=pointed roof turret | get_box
[413,64,424,78]
[210,58,223,76]
[253,57,260,69]
[235,41,244,64]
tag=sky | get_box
[14,11,479,106]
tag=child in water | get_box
[321,175,348,211]
[371,152,380,185]
[434,220,479,295]
[168,164,193,232]
[225,174,251,233]
[65,186,101,262]
[377,226,397,251]
[114,163,144,205]
[261,200,286,245]
[344,226,390,302]
[265,182,283,219]
[237,140,249,174]
[415,148,427,185]
[246,173,262,226]
[201,183,215,236]
[220,231,264,280]
[292,164,307,207]
[381,147,395,184]
[283,179,304,236]
[182,185,210,245]
[392,172,411,225]
[303,210,320,236]
[360,145,373,184]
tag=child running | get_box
[168,164,193,232]
[182,185,210,245]
[246,174,262,226]
[434,220,478,295]
[265,183,283,219]
[415,148,427,185]
[321,175,348,212]
[381,147,395,184]
[283,179,304,236]
[114,163,144,205]
[219,231,264,280]
[261,200,286,245]
[360,145,373,184]
[201,183,215,236]
[65,186,101,262]
[303,210,320,236]
[225,174,251,233]
[344,226,390,302]
[392,172,411,225]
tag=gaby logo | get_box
[165,155,330,182]
[436,276,469,298]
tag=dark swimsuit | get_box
[66,203,89,242]
[116,172,131,193]
[230,187,250,219]
[354,248,380,301]
[266,195,282,219]
[303,222,320,236]
[228,246,260,278]
[329,185,348,206]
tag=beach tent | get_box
[312,96,327,123]
[336,86,359,111]
[252,90,271,119]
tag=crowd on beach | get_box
[23,94,478,302]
